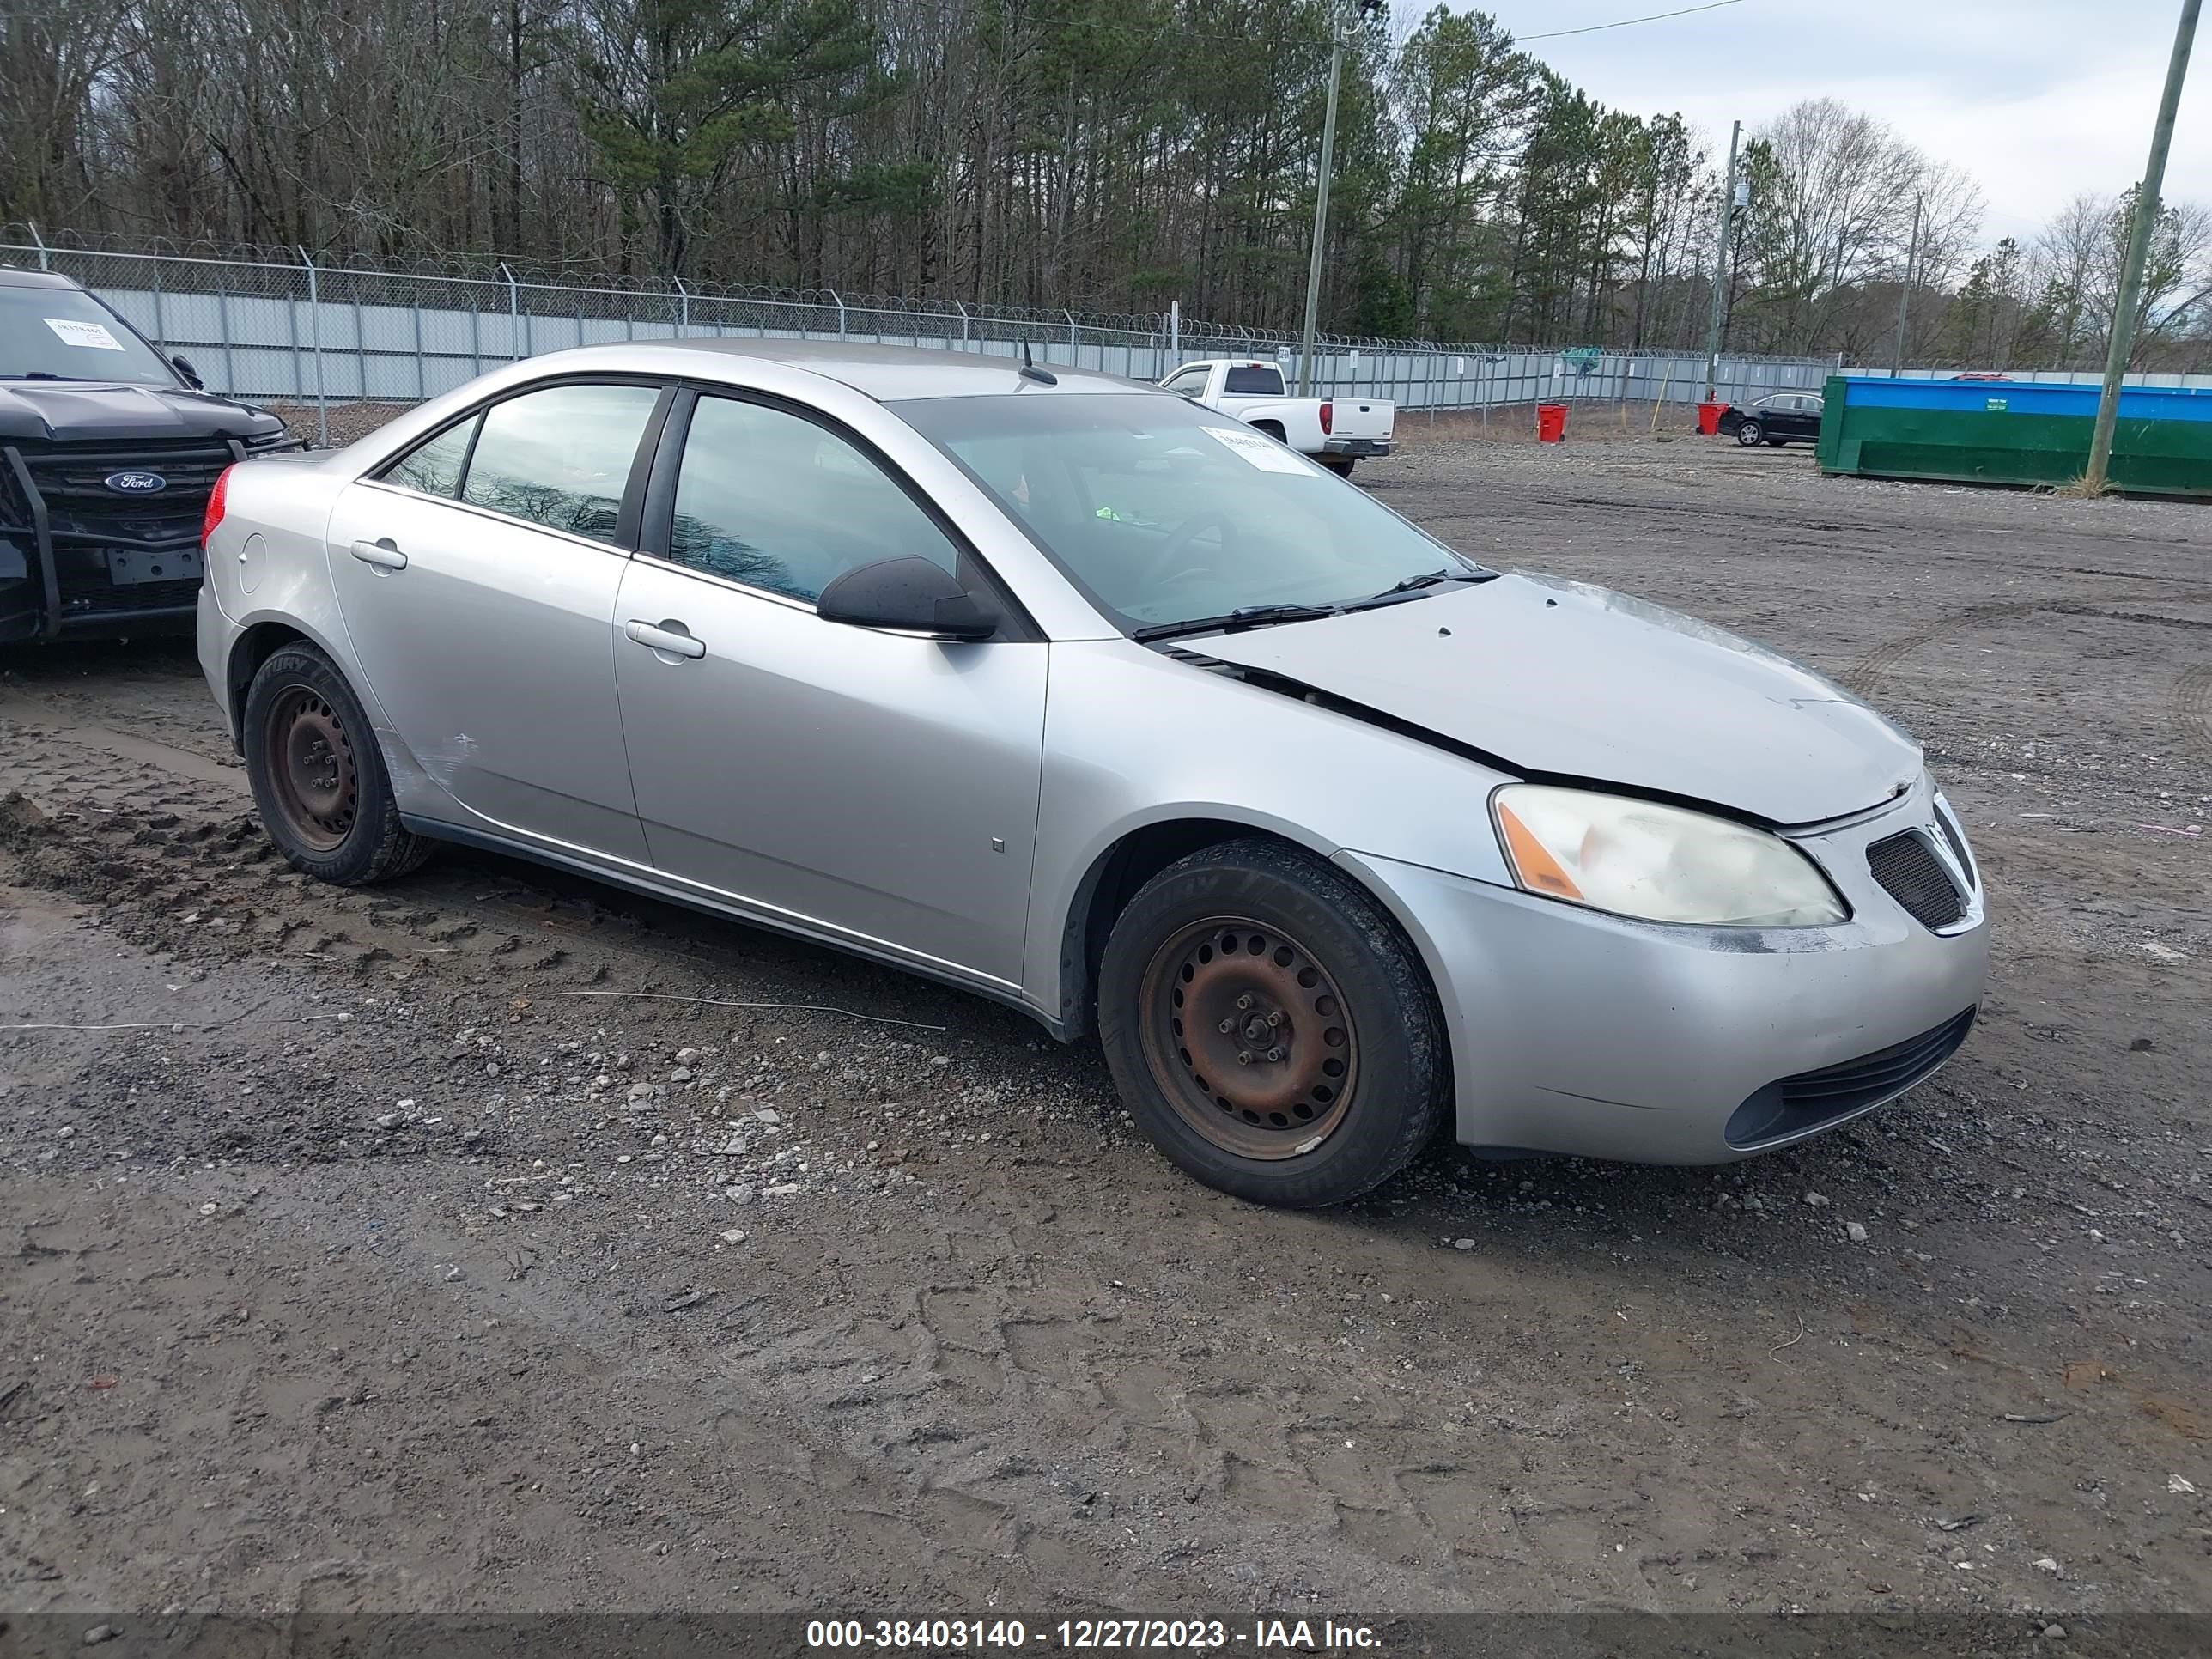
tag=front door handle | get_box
[624,618,706,660]
[350,538,408,571]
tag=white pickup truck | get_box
[1157,358,1394,475]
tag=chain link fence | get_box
[3,228,1844,446]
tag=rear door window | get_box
[1223,365,1285,396]
[459,383,659,544]
[379,416,478,498]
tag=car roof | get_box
[613,337,1152,402]
[0,266,90,292]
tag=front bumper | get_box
[1322,437,1392,458]
[0,436,270,644]
[1340,776,1990,1163]
[0,573,200,644]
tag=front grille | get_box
[2,426,291,636]
[14,436,235,552]
[1726,1007,1978,1149]
[1867,830,1966,928]
[25,442,233,508]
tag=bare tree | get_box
[0,0,135,228]
[35,1,2212,370]
[1732,98,1978,357]
[2028,191,2110,364]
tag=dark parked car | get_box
[1716,392,1825,448]
[1,267,295,644]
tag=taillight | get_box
[1319,401,1333,435]
[202,464,234,547]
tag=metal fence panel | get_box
[26,236,2101,434]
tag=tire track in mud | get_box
[0,710,974,1031]
[0,690,243,789]
[2178,662,2212,767]
[1840,590,2212,702]
[1491,489,2212,585]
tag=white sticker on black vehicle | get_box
[43,318,125,351]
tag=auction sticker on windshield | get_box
[1202,425,1316,474]
[44,318,125,350]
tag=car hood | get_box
[1191,574,1921,826]
[0,380,286,444]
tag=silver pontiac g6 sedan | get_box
[198,341,1988,1207]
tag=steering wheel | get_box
[1142,508,1238,588]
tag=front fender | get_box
[1026,639,1516,1020]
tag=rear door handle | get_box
[623,619,706,660]
[350,539,408,570]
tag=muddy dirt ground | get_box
[3,434,2209,1628]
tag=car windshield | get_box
[895,393,1489,635]
[0,283,177,385]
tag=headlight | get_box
[1491,784,1846,927]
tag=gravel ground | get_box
[2,433,2209,1629]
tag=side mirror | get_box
[171,354,204,389]
[817,556,999,641]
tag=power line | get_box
[1516,0,1745,43]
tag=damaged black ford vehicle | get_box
[1,266,297,644]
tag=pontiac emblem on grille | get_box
[104,471,167,494]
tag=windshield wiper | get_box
[1133,602,1339,642]
[0,372,92,382]
[1345,568,1492,610]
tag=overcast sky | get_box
[1480,0,2212,243]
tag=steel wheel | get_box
[1735,420,1763,447]
[1136,915,1360,1160]
[262,684,359,854]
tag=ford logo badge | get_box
[105,471,167,494]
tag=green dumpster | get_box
[1815,374,2212,495]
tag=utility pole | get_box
[2086,0,2200,493]
[1891,197,1923,376]
[1298,0,1377,397]
[1703,119,1742,403]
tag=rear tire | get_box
[1097,839,1448,1207]
[1735,420,1764,447]
[1317,456,1358,477]
[243,643,431,885]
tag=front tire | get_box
[1735,420,1764,447]
[1097,840,1448,1207]
[243,643,430,885]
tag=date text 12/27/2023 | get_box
[806,1620,1383,1650]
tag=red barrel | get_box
[1536,403,1568,443]
[1696,400,1726,435]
